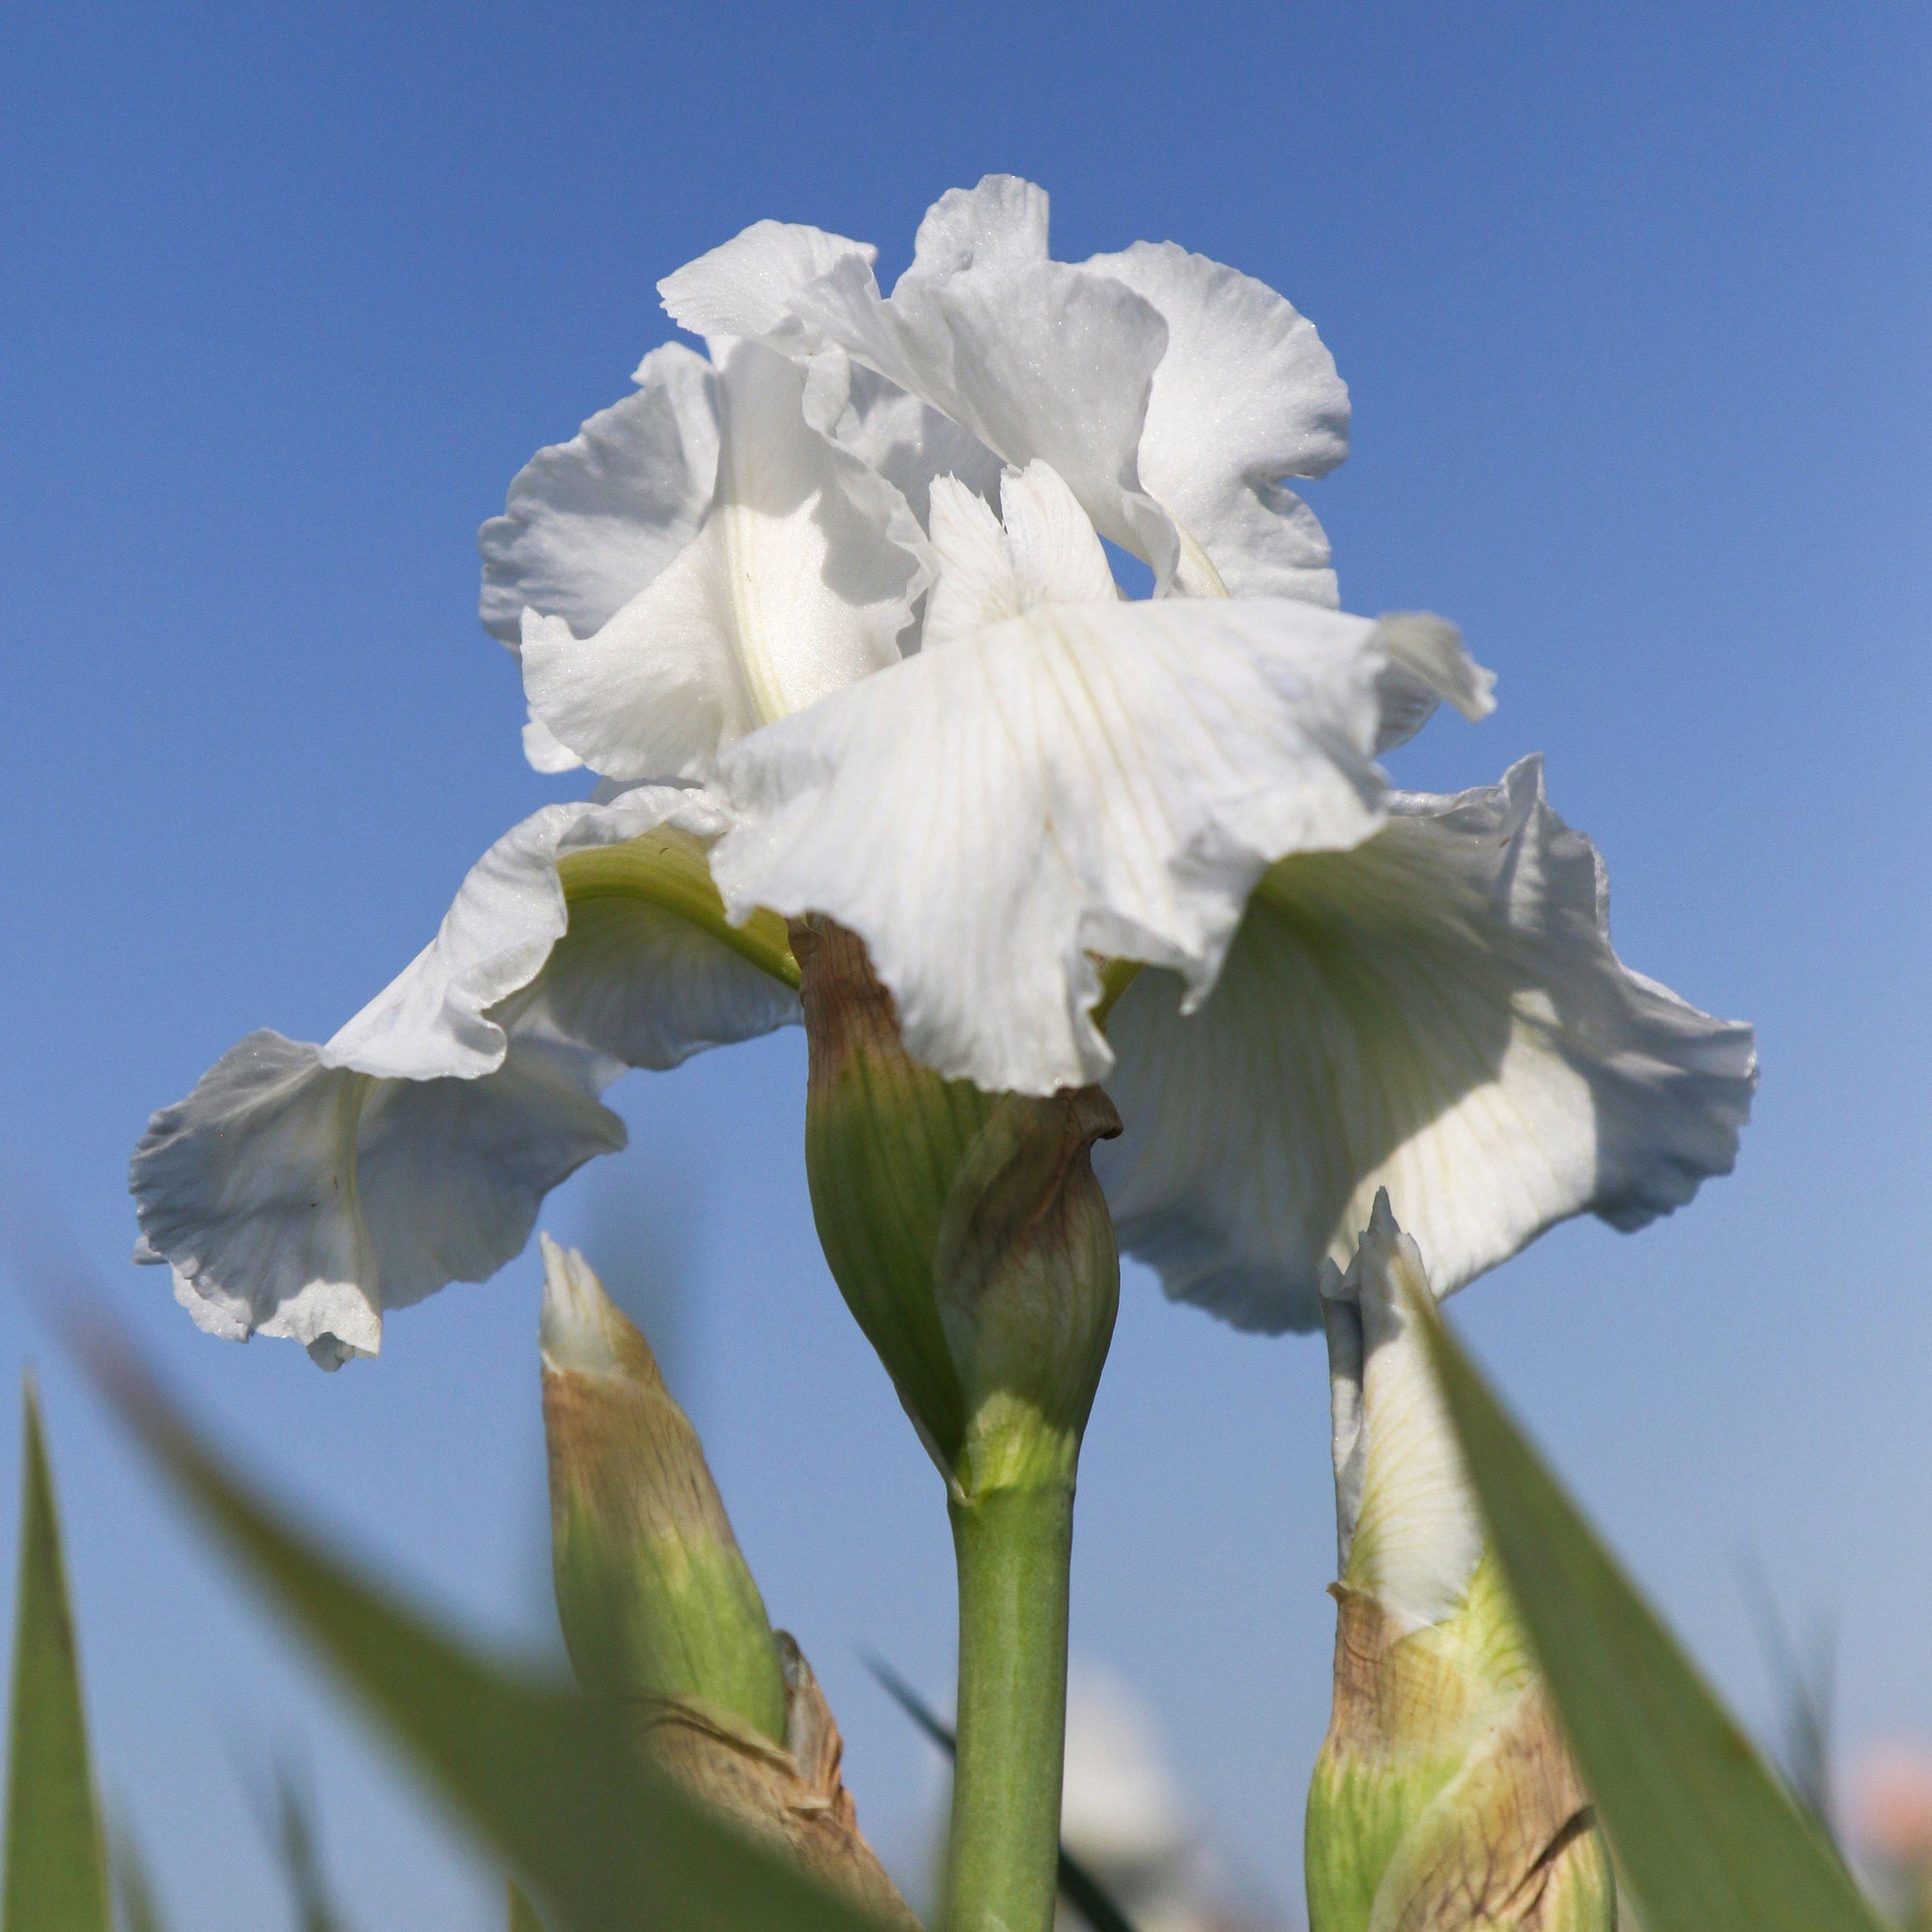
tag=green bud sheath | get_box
[793,917,1122,1483]
[1306,1196,1615,1932]
[794,917,986,1464]
[538,1236,788,1744]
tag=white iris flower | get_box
[131,177,1753,1366]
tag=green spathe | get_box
[538,1241,921,1928]
[82,1328,897,1932]
[1307,1556,1613,1931]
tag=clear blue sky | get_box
[3,3,1927,1923]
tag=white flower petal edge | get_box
[1095,755,1757,1332]
[523,707,586,774]
[711,592,1474,1097]
[520,339,931,783]
[1321,1196,1483,1631]
[1373,610,1499,751]
[131,788,799,1369]
[1081,240,1349,604]
[656,217,877,348]
[479,342,721,648]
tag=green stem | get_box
[944,1477,1076,1932]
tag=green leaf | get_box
[83,1337,890,1932]
[3,1379,111,1932]
[1410,1297,1885,1932]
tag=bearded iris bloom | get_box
[131,176,1753,1366]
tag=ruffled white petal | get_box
[1372,611,1499,753]
[521,340,929,782]
[478,343,720,646]
[1096,756,1757,1332]
[522,707,585,773]
[713,597,1443,1096]
[830,364,1004,532]
[912,174,1053,271]
[1082,241,1349,604]
[657,218,876,348]
[132,790,799,1367]
[1322,1196,1484,1631]
[785,180,1179,580]
[678,181,1366,603]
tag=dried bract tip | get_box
[632,1631,922,1930]
[538,1232,652,1378]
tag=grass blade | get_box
[81,1333,891,1932]
[1411,1295,1885,1932]
[3,1379,111,1932]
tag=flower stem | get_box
[944,1475,1076,1932]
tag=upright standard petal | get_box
[784,180,1179,580]
[521,340,929,782]
[1096,756,1757,1331]
[478,342,721,645]
[681,180,1357,601]
[1082,241,1349,604]
[830,365,1005,533]
[131,790,800,1367]
[657,218,876,349]
[713,596,1437,1097]
[659,222,1007,535]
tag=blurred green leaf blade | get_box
[3,1380,111,1932]
[272,1764,354,1932]
[85,1336,891,1932]
[1413,1298,1883,1932]
[109,1826,173,1932]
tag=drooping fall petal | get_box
[131,790,798,1366]
[1097,757,1757,1330]
[714,594,1449,1096]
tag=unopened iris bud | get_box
[1304,1194,1614,1932]
[539,1234,787,1740]
[539,1236,920,1928]
[792,917,1121,1491]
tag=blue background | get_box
[2,2,1928,1922]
